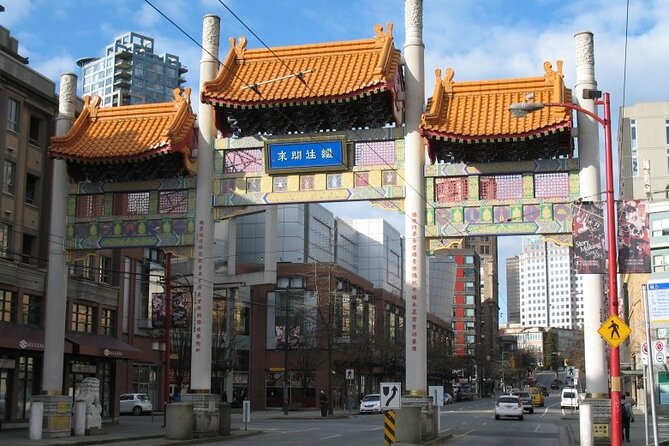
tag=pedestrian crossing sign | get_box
[598,314,631,348]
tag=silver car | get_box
[359,394,382,414]
[119,393,153,415]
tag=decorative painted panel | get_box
[425,159,579,237]
[212,132,405,208]
[66,177,196,250]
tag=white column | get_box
[574,31,608,395]
[42,73,77,392]
[403,0,427,394]
[190,14,220,391]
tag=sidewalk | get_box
[0,409,353,446]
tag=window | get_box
[21,234,34,264]
[3,161,16,195]
[100,256,112,284]
[25,174,38,205]
[535,172,569,198]
[0,223,10,258]
[76,194,105,218]
[71,303,96,333]
[480,174,522,199]
[630,119,639,177]
[29,115,41,146]
[159,190,188,214]
[113,192,149,215]
[101,308,116,336]
[7,98,20,132]
[22,294,42,326]
[435,177,468,202]
[1,290,15,322]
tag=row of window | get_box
[76,190,189,218]
[435,172,570,202]
[6,98,43,146]
[0,223,37,265]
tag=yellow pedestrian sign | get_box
[598,314,631,348]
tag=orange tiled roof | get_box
[201,24,401,107]
[421,61,572,141]
[49,88,197,173]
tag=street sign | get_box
[641,342,649,365]
[345,369,354,380]
[654,339,667,365]
[428,385,444,407]
[647,281,669,323]
[597,314,631,348]
[380,382,401,410]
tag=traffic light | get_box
[563,358,569,367]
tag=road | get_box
[203,392,577,446]
[438,392,576,445]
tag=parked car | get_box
[119,393,152,415]
[511,390,534,413]
[359,394,382,414]
[443,392,453,405]
[494,395,524,420]
[560,388,579,410]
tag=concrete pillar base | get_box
[181,393,220,438]
[395,396,435,444]
[218,403,231,435]
[165,403,193,440]
[31,395,72,438]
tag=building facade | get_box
[518,236,584,330]
[618,101,669,201]
[78,32,187,107]
[505,256,520,324]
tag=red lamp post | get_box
[510,92,621,445]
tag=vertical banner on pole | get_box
[572,201,606,274]
[617,200,651,273]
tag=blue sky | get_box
[2,0,668,321]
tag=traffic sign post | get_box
[597,314,631,348]
[380,382,401,411]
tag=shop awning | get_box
[66,334,143,360]
[0,324,72,353]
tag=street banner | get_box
[572,201,606,274]
[617,199,651,273]
[151,292,190,328]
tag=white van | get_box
[560,388,579,409]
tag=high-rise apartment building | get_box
[618,101,669,200]
[77,32,187,107]
[518,236,584,329]
[505,256,520,324]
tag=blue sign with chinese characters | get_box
[266,137,347,173]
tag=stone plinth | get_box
[396,395,435,443]
[31,395,72,438]
[181,393,220,438]
[165,403,193,440]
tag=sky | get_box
[2,0,668,322]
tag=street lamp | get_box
[509,91,622,445]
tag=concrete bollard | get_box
[72,401,86,436]
[579,403,593,446]
[165,403,193,440]
[28,401,43,440]
[218,403,231,435]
